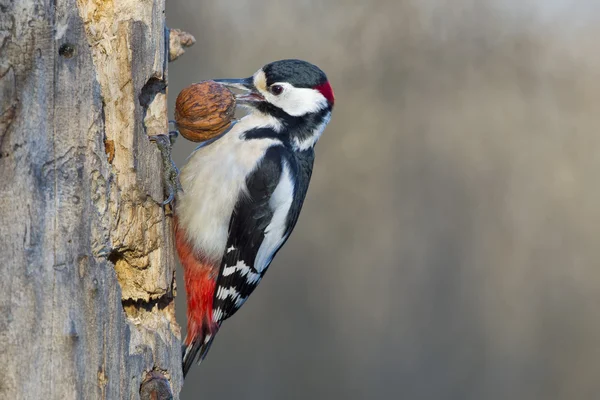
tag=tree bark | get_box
[0,0,182,398]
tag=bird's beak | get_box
[213,77,265,105]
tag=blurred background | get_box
[167,1,600,399]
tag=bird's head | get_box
[214,59,334,149]
[214,59,334,119]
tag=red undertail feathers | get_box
[175,218,219,377]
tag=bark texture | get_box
[0,0,182,398]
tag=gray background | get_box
[167,1,600,399]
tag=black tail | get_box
[182,333,217,378]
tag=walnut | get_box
[174,81,236,142]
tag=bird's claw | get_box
[150,131,182,206]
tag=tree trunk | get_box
[0,0,183,398]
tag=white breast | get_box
[176,114,281,262]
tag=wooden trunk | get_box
[0,0,182,398]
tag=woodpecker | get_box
[175,59,334,376]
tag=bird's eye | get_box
[270,85,284,95]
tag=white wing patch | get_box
[254,161,295,273]
[216,286,240,301]
[212,308,223,322]
[221,260,261,284]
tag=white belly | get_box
[176,114,280,262]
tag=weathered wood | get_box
[0,0,182,398]
[169,29,196,62]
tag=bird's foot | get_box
[150,128,182,206]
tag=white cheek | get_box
[278,88,328,116]
[258,83,328,116]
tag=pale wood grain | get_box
[0,0,182,398]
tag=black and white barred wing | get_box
[212,147,299,323]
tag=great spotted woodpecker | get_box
[175,59,334,376]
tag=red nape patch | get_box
[174,218,218,346]
[315,81,335,105]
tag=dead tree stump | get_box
[0,0,185,398]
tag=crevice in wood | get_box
[121,293,176,325]
[122,294,172,315]
[104,139,115,163]
[110,248,177,326]
[140,370,173,400]
[140,76,167,138]
[140,77,167,110]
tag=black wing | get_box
[212,146,314,323]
